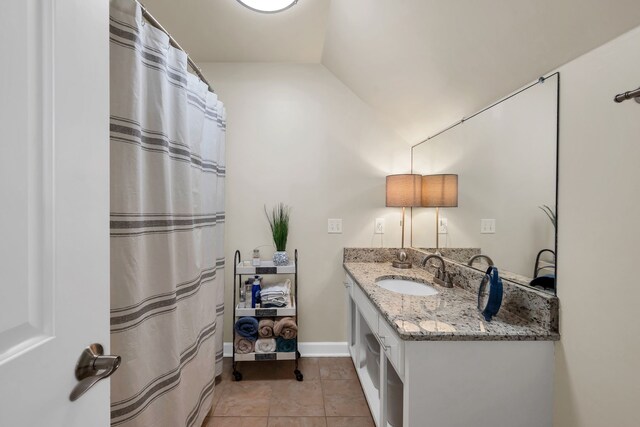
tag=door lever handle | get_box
[70,343,121,402]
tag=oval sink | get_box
[376,279,438,296]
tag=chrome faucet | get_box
[421,254,453,288]
[467,254,494,268]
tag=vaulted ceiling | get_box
[143,0,640,142]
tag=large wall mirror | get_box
[411,74,558,294]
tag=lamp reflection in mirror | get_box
[386,174,422,249]
[421,174,458,255]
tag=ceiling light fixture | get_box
[236,0,298,14]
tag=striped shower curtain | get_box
[109,1,225,426]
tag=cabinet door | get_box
[353,284,379,335]
[378,317,404,381]
[344,275,357,363]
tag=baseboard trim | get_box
[223,341,349,358]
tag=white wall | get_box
[412,77,557,277]
[554,27,640,426]
[200,63,410,343]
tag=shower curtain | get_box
[109,1,225,426]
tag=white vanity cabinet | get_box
[344,273,555,427]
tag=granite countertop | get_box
[344,262,560,341]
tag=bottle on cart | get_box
[251,276,262,308]
[252,249,261,267]
[239,280,246,305]
[244,279,253,308]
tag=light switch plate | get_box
[480,219,496,234]
[375,218,385,234]
[328,218,343,234]
[438,218,448,234]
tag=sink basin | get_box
[376,279,438,296]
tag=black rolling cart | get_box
[232,249,303,381]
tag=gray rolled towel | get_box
[274,316,298,340]
[258,318,275,338]
[234,335,255,354]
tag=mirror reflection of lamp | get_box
[421,174,458,255]
[386,174,422,268]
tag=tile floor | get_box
[203,357,375,427]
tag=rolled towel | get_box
[234,335,255,354]
[274,317,298,340]
[276,337,296,353]
[258,318,275,338]
[255,338,277,353]
[235,316,259,339]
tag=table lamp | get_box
[386,174,422,268]
[421,174,458,255]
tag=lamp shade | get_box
[386,174,422,207]
[421,174,458,207]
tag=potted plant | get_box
[265,203,291,266]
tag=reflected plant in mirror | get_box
[411,74,559,294]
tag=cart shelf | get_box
[235,302,297,317]
[234,352,297,362]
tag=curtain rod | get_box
[614,87,640,103]
[137,1,214,93]
[412,72,560,148]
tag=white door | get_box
[0,0,111,426]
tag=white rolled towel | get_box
[255,338,276,353]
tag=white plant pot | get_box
[273,251,289,266]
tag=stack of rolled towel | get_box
[255,318,276,353]
[235,316,298,353]
[274,316,297,352]
[234,316,258,354]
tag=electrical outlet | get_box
[375,218,385,234]
[480,219,496,234]
[328,218,343,234]
[438,218,448,234]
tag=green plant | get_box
[539,205,556,230]
[265,203,291,252]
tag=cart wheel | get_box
[233,371,242,381]
[294,370,303,382]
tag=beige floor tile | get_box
[236,360,304,381]
[318,358,357,380]
[325,416,375,427]
[267,416,328,427]
[322,379,370,417]
[219,358,233,382]
[269,380,325,417]
[204,416,268,427]
[294,357,321,381]
[209,381,228,416]
[213,381,273,417]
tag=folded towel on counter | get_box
[234,335,255,354]
[274,317,298,339]
[258,318,275,338]
[235,316,259,339]
[255,338,277,353]
[276,337,296,353]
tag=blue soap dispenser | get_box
[251,275,262,308]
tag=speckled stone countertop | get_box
[344,262,560,341]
